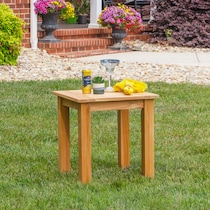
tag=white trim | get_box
[30,0,38,49]
[88,0,101,28]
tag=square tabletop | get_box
[52,90,159,103]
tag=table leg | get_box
[78,104,91,183]
[58,97,70,172]
[141,99,154,178]
[118,110,130,169]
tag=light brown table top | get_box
[53,90,159,103]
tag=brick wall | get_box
[1,0,150,49]
[1,0,31,48]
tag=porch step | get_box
[38,38,113,55]
[37,23,152,57]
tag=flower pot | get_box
[40,12,60,42]
[92,83,105,94]
[109,25,129,50]
[78,15,87,24]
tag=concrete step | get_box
[56,48,132,58]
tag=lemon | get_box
[123,85,134,95]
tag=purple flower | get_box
[34,0,67,15]
[98,4,142,32]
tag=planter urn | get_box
[40,12,60,42]
[109,24,129,50]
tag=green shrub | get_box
[0,3,25,65]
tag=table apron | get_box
[61,98,144,111]
[62,98,80,110]
[90,100,144,111]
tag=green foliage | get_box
[70,0,90,15]
[0,3,25,65]
[0,80,209,209]
[166,28,173,40]
[92,76,104,83]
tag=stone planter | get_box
[40,12,60,42]
[109,24,129,50]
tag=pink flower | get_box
[34,0,67,15]
[98,4,142,33]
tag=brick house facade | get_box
[1,0,147,49]
[1,0,107,48]
[2,0,31,48]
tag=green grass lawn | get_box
[0,80,209,209]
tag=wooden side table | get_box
[53,90,159,183]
